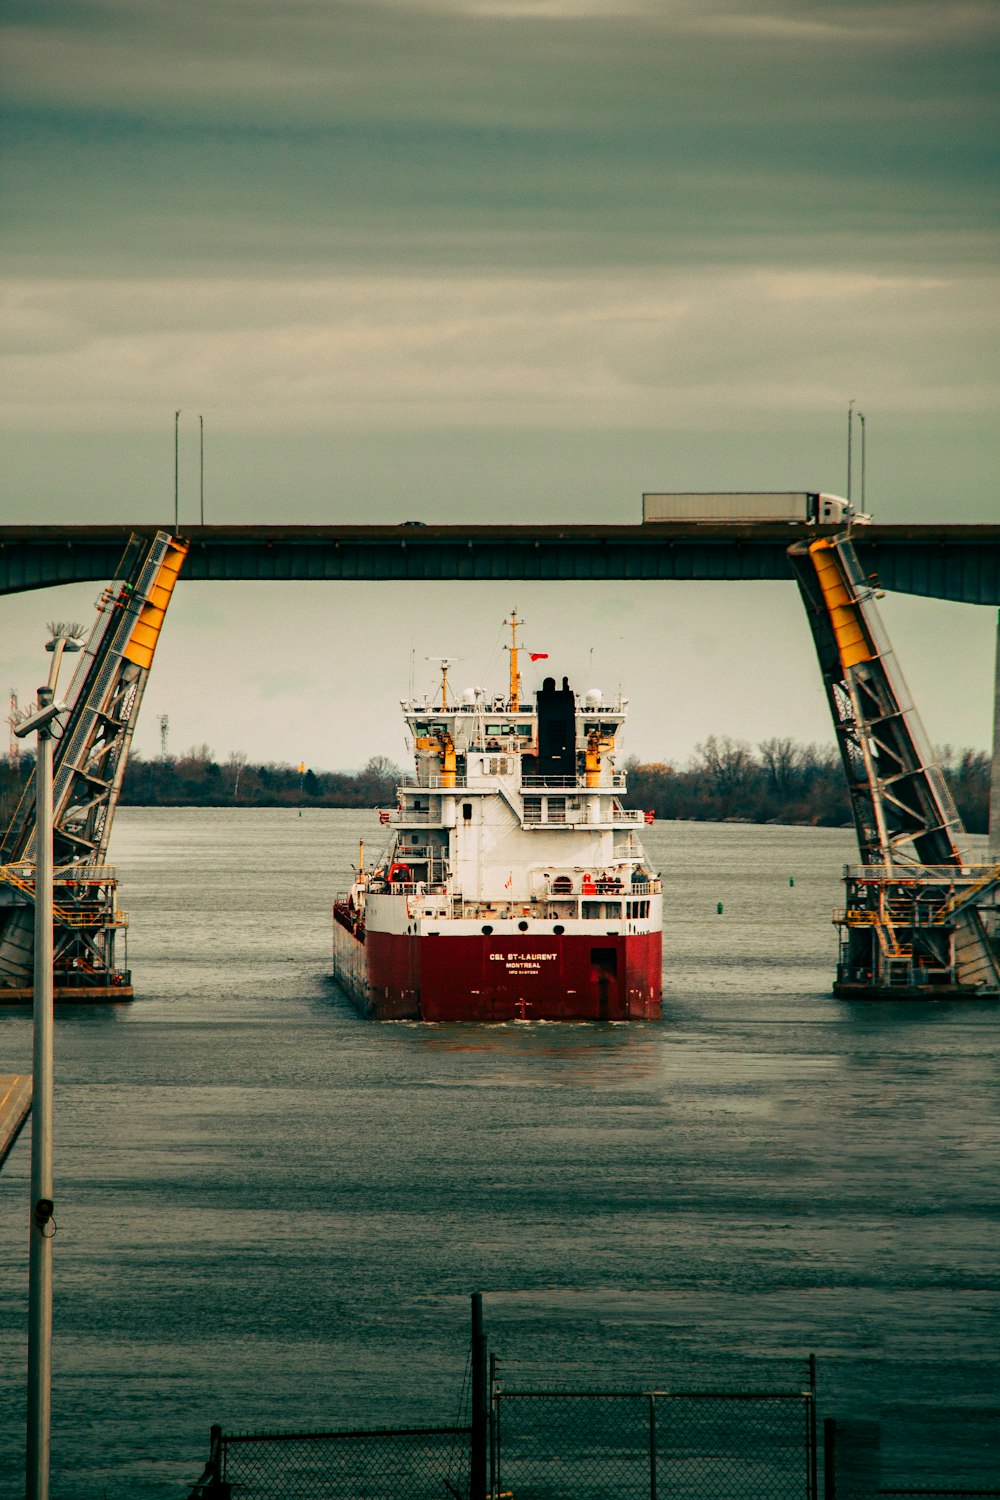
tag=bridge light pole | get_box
[174,410,181,531]
[14,621,85,1500]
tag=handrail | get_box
[2,860,119,882]
[938,864,1000,918]
[521,774,627,790]
[405,772,631,792]
[0,864,124,928]
[845,863,997,882]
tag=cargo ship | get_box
[332,614,662,1021]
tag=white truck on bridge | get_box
[642,492,867,526]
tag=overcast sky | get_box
[1,0,997,770]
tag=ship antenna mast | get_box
[426,657,456,709]
[506,608,523,712]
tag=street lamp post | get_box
[14,623,84,1500]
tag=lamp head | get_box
[45,621,86,653]
[14,697,68,738]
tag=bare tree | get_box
[227,750,248,800]
[758,736,798,795]
[358,755,402,804]
[693,735,755,796]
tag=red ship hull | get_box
[336,916,661,1021]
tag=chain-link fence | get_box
[491,1388,817,1499]
[822,1417,1000,1500]
[188,1423,472,1499]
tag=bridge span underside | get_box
[0,524,997,605]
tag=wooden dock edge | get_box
[0,1074,31,1167]
[0,987,134,1006]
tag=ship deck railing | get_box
[353,876,665,906]
[520,773,627,790]
[392,805,644,828]
[450,878,662,913]
[522,806,645,827]
[844,862,999,882]
[399,773,629,792]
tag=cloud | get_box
[3,0,997,130]
[3,0,996,295]
[1,268,996,433]
[0,292,89,356]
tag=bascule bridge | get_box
[1,512,998,1001]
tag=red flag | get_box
[529,652,549,661]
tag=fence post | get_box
[188,1425,230,1500]
[824,1416,880,1498]
[489,1353,498,1500]
[471,1292,487,1500]
[207,1425,231,1500]
[648,1394,657,1500]
[823,1418,837,1500]
[808,1354,818,1500]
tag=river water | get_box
[0,809,998,1496]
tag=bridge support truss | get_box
[0,531,187,1003]
[789,534,1000,999]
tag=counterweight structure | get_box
[789,534,1000,998]
[0,532,187,1003]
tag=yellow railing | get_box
[938,863,1000,919]
[0,864,124,928]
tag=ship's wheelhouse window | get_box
[583,900,621,919]
[462,802,473,821]
[516,724,533,736]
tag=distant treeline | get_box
[119,749,404,809]
[625,738,991,835]
[0,740,991,833]
[0,749,402,823]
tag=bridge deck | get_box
[1,523,997,604]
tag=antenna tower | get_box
[505,608,523,712]
[426,658,457,710]
[158,713,170,761]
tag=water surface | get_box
[0,810,997,1495]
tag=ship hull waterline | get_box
[333,916,662,1022]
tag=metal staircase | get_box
[789,534,1000,998]
[0,531,187,1002]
